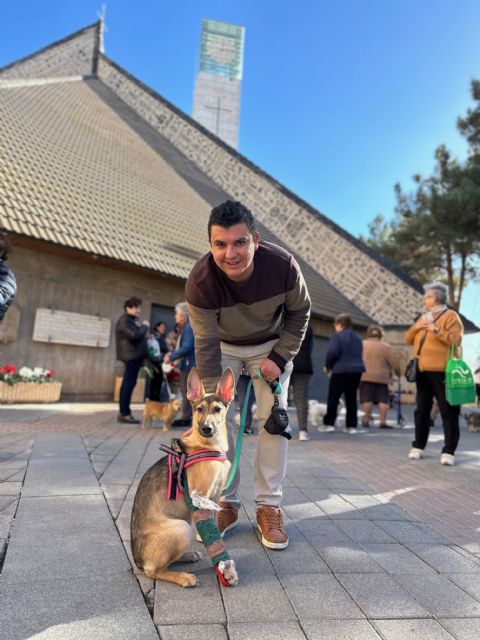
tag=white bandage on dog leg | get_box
[190,489,221,512]
[217,560,239,586]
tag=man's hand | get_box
[258,358,281,382]
[163,352,171,363]
[142,320,150,327]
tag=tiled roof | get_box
[0,76,373,326]
[0,78,211,278]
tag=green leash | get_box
[223,378,252,492]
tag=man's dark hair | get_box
[0,229,11,261]
[208,200,257,239]
[124,297,142,311]
[335,313,352,329]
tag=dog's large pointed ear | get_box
[187,368,205,402]
[216,368,235,405]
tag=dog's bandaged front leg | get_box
[184,480,238,587]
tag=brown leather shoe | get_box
[256,506,289,550]
[217,503,239,536]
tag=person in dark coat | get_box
[322,314,365,433]
[0,230,16,323]
[291,324,314,441]
[115,296,149,423]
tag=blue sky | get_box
[1,0,480,362]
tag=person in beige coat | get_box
[359,326,401,428]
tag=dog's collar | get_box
[159,442,228,501]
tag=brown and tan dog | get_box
[131,367,236,587]
[141,399,181,430]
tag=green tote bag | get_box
[445,343,476,406]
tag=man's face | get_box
[210,223,259,282]
[126,305,141,318]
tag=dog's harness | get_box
[159,440,228,501]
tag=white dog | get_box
[308,399,328,426]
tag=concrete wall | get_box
[1,242,185,401]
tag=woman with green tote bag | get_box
[405,283,463,466]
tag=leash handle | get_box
[256,369,282,395]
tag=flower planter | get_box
[0,381,62,404]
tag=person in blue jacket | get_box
[164,302,196,427]
[322,314,365,433]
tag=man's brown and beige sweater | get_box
[186,242,311,390]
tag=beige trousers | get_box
[220,339,293,509]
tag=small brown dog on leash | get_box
[131,368,237,588]
[142,399,181,430]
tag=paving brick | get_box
[395,573,480,616]
[316,496,367,519]
[373,619,455,639]
[281,573,365,620]
[337,573,429,619]
[303,620,381,639]
[228,621,306,640]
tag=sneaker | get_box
[299,431,309,441]
[408,447,423,460]
[195,503,239,542]
[256,506,289,550]
[379,423,394,429]
[217,503,239,536]
[318,425,335,433]
[117,414,140,424]
[440,453,455,466]
[346,427,357,434]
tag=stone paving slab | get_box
[337,573,430,619]
[281,573,365,620]
[154,569,226,626]
[372,619,455,639]
[359,543,436,574]
[21,433,101,497]
[228,621,306,639]
[335,519,398,543]
[303,619,381,639]
[447,573,480,599]
[395,572,480,617]
[1,495,132,579]
[408,543,480,573]
[158,624,228,640]
[222,572,297,623]
[311,542,385,573]
[0,572,158,640]
[439,618,480,640]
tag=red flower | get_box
[0,364,16,375]
[46,370,54,378]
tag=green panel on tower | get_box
[199,19,245,80]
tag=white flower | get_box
[19,367,33,379]
[33,367,44,376]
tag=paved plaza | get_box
[0,403,480,639]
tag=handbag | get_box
[404,332,427,383]
[445,342,476,406]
